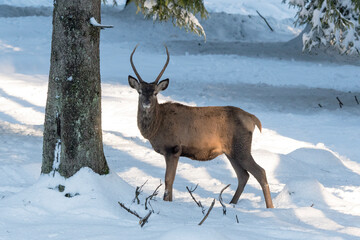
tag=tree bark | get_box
[42,0,109,178]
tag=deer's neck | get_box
[137,102,161,140]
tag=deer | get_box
[127,45,274,208]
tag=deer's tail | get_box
[251,115,262,133]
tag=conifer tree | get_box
[284,0,360,54]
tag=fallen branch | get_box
[355,96,359,105]
[118,201,141,219]
[256,10,274,32]
[133,180,148,204]
[145,181,162,212]
[186,184,200,206]
[198,199,216,226]
[218,184,231,215]
[118,202,152,228]
[139,211,152,228]
[186,184,205,214]
[236,215,239,223]
[336,97,344,108]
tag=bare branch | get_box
[256,10,274,32]
[198,199,216,226]
[118,202,152,228]
[145,181,163,212]
[89,17,114,29]
[139,211,152,228]
[186,184,205,214]
[219,184,231,215]
[133,180,148,204]
[336,97,344,108]
[118,201,141,219]
[186,184,200,207]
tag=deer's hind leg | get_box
[225,154,249,204]
[229,133,274,208]
[240,154,274,208]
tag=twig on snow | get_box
[139,211,152,228]
[198,199,216,226]
[145,181,162,212]
[118,202,152,228]
[133,180,148,204]
[118,201,141,219]
[218,184,231,215]
[236,215,239,223]
[186,184,205,214]
[336,97,344,108]
[256,10,274,32]
[355,96,359,105]
[186,184,200,206]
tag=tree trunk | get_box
[42,0,109,178]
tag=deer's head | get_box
[128,45,169,110]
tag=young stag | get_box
[128,45,274,208]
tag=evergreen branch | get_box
[283,0,360,54]
[132,0,208,39]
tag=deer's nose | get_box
[142,99,151,109]
[142,103,151,109]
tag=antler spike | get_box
[130,44,145,83]
[154,45,170,84]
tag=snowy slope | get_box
[1,1,360,240]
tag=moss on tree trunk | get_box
[42,0,109,178]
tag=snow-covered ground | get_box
[1,1,360,240]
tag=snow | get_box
[0,0,52,7]
[90,17,114,29]
[1,1,360,240]
[204,0,298,19]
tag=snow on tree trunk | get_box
[42,0,109,178]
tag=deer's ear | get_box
[155,78,169,94]
[128,75,140,91]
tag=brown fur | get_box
[128,45,273,208]
[146,103,257,160]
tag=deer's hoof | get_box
[163,190,172,201]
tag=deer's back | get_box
[149,102,259,160]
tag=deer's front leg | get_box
[163,146,181,201]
